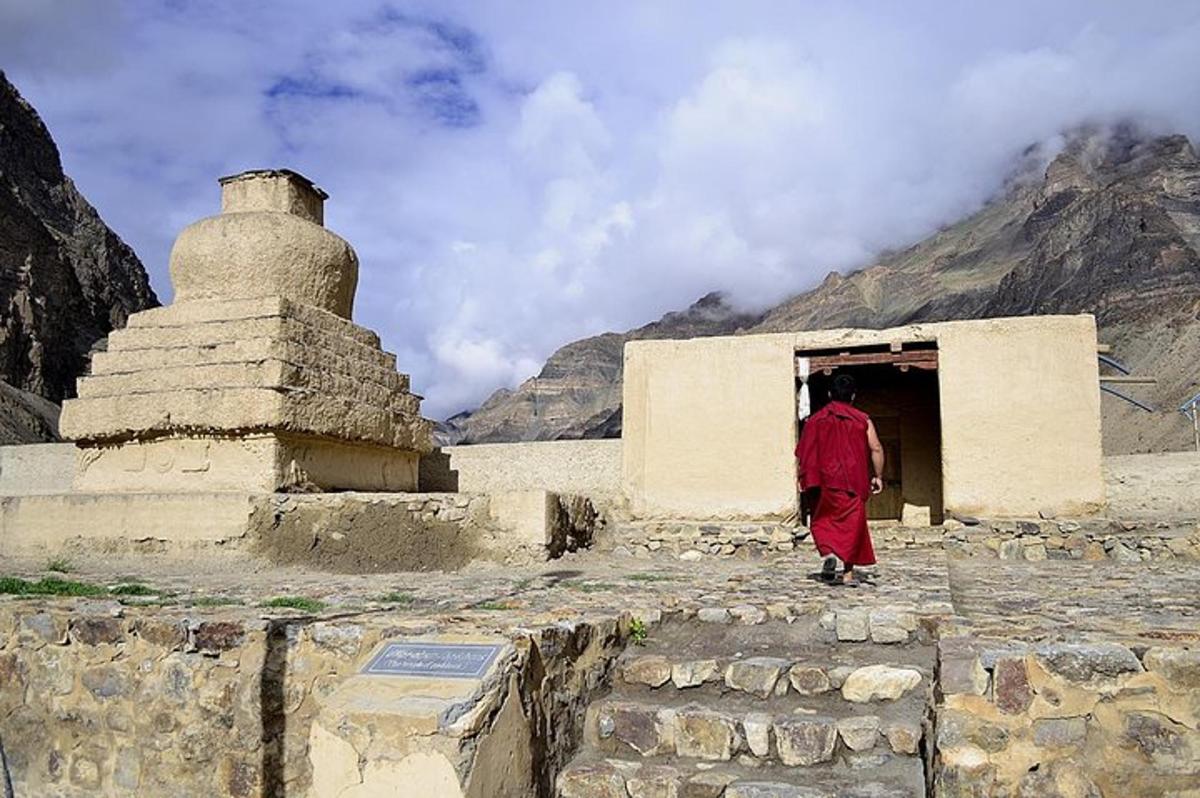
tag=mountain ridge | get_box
[449,126,1200,454]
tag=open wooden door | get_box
[866,415,902,520]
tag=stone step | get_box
[586,697,924,768]
[619,653,930,703]
[557,752,924,797]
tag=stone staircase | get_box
[557,618,934,798]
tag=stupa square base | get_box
[73,434,420,493]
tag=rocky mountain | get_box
[453,127,1200,454]
[441,293,763,443]
[0,72,157,443]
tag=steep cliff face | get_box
[0,72,157,442]
[454,128,1200,453]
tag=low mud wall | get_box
[0,443,75,496]
[0,601,635,797]
[252,491,597,571]
[2,490,598,570]
[423,440,623,497]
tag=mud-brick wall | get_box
[936,636,1200,796]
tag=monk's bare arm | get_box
[866,419,885,493]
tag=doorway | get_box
[796,343,944,525]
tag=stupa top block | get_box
[170,169,358,318]
[219,169,328,224]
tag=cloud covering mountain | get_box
[4,1,1199,416]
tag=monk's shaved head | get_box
[831,373,856,402]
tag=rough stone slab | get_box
[623,655,673,687]
[841,666,923,703]
[837,715,881,751]
[601,702,674,756]
[743,712,773,758]
[868,607,916,644]
[626,764,683,798]
[938,637,990,696]
[1142,647,1200,689]
[788,665,832,695]
[697,608,731,624]
[1032,717,1087,748]
[83,348,412,410]
[993,656,1032,714]
[77,360,294,399]
[883,721,922,755]
[773,716,837,766]
[1033,643,1143,682]
[726,783,821,798]
[672,659,722,689]
[724,657,790,698]
[836,608,869,641]
[682,770,739,798]
[674,705,742,761]
[558,761,628,798]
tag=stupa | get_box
[59,169,432,493]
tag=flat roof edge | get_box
[622,313,1098,352]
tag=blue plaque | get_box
[362,641,502,679]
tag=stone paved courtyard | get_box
[3,535,1199,796]
[3,541,1196,646]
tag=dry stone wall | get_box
[936,636,1200,796]
[0,600,635,797]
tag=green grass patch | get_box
[108,583,159,596]
[0,576,108,597]
[44,557,73,574]
[261,596,327,613]
[375,592,414,605]
[190,596,245,607]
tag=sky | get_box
[4,1,1200,417]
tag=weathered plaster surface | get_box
[622,315,1105,520]
[426,439,622,497]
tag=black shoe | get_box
[820,557,837,583]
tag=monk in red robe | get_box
[795,373,885,586]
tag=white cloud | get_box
[4,1,1200,417]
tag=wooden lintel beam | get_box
[808,350,939,370]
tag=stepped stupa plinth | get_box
[59,169,432,493]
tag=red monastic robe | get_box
[795,400,876,566]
